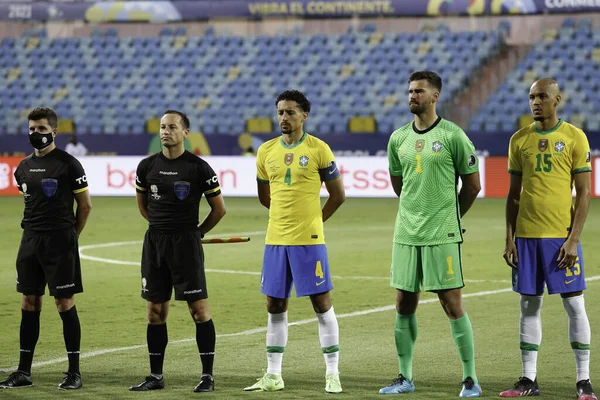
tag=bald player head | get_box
[529,78,561,123]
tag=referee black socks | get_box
[59,306,81,374]
[18,309,41,374]
[195,319,215,376]
[147,323,168,376]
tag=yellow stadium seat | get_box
[246,117,273,133]
[227,66,241,80]
[26,37,40,50]
[339,63,355,78]
[417,41,432,55]
[146,118,161,134]
[368,32,383,46]
[58,119,74,134]
[348,116,376,134]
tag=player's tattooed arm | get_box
[257,181,270,209]
[503,173,522,269]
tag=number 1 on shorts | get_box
[446,256,454,275]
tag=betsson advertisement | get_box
[1,155,598,198]
[1,155,487,198]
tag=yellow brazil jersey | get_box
[508,120,592,238]
[256,132,339,245]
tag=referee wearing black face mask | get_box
[0,107,92,391]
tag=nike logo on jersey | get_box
[521,147,530,152]
[565,279,577,285]
[316,280,326,286]
[329,168,337,174]
[444,277,455,282]
[267,160,276,164]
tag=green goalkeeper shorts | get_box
[390,242,464,292]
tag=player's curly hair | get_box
[409,71,443,92]
[163,110,190,129]
[28,107,58,129]
[276,90,311,113]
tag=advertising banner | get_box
[2,155,597,198]
[2,155,483,198]
[0,156,21,196]
[534,0,600,13]
[4,0,591,22]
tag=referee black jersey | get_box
[14,148,89,232]
[135,151,221,232]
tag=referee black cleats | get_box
[194,375,214,392]
[129,375,165,391]
[58,372,82,390]
[0,371,33,389]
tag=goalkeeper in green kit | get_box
[379,71,482,398]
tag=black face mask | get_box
[29,132,54,150]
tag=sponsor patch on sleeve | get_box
[468,154,477,167]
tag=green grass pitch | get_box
[0,197,598,399]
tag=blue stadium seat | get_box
[0,26,508,135]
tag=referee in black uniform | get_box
[129,110,226,393]
[0,108,92,390]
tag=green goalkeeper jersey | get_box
[388,117,479,246]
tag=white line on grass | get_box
[3,276,599,372]
[78,240,511,283]
[0,286,515,373]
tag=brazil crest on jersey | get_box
[388,117,479,246]
[508,119,592,238]
[256,132,340,245]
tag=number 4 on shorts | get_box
[315,261,324,278]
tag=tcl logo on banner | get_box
[0,155,597,198]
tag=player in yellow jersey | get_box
[243,90,345,394]
[501,79,596,400]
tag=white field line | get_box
[0,287,512,372]
[78,239,511,283]
[2,275,599,373]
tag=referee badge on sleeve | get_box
[174,181,191,200]
[41,178,58,197]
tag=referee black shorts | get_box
[141,229,207,303]
[16,228,83,298]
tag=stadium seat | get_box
[0,26,508,135]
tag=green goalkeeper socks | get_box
[395,313,418,381]
[449,314,478,382]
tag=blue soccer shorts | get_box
[513,238,586,295]
[260,244,333,298]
